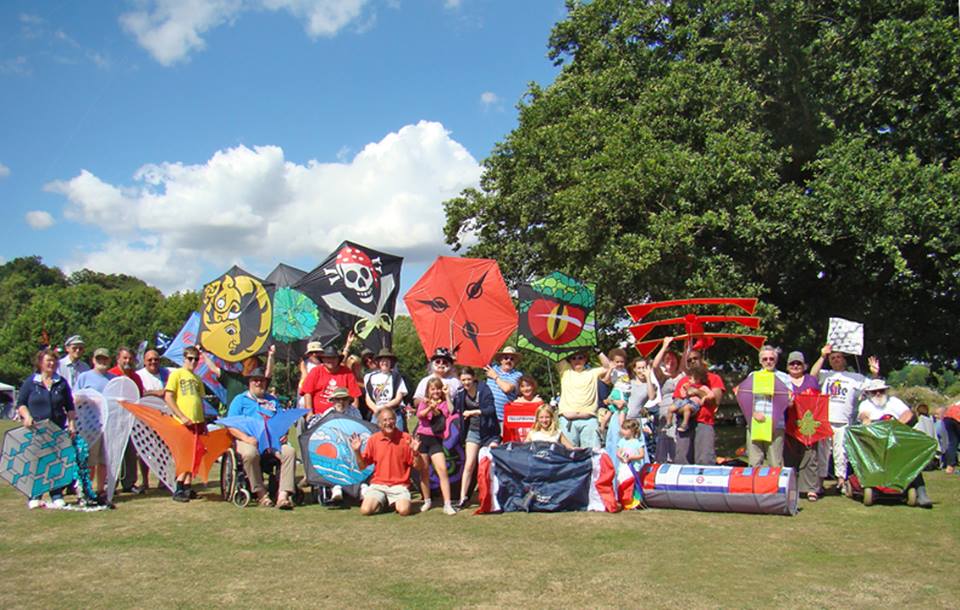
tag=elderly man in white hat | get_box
[484,346,524,424]
[856,378,933,507]
[58,335,90,389]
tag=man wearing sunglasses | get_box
[485,346,523,424]
[557,349,612,450]
[137,349,170,399]
[164,346,206,502]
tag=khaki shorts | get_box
[365,483,411,507]
[87,436,103,467]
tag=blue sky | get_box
[0,0,565,296]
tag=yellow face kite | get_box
[199,270,272,361]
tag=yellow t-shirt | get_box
[165,368,204,423]
[557,360,605,415]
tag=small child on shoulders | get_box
[669,365,709,433]
[600,348,631,434]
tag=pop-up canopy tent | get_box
[0,382,16,419]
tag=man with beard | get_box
[75,348,115,393]
[74,347,115,500]
[225,368,297,510]
[856,379,933,508]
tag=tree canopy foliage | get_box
[0,257,199,385]
[443,0,960,367]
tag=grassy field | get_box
[0,423,957,609]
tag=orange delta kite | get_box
[120,401,232,481]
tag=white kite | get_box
[827,317,864,356]
[102,377,141,503]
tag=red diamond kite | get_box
[404,257,518,367]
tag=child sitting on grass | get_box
[669,365,710,433]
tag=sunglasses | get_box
[788,361,803,366]
[760,357,776,363]
[500,356,515,361]
[433,359,450,365]
[184,356,198,362]
[570,355,587,361]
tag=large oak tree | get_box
[443,0,960,366]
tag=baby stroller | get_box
[219,446,304,507]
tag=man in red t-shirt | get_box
[300,345,360,415]
[108,346,145,397]
[672,349,725,465]
[351,409,421,516]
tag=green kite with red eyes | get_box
[517,272,596,361]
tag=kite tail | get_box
[72,436,97,503]
[187,423,208,477]
[628,461,647,510]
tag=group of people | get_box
[13,330,957,514]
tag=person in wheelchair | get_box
[225,368,297,510]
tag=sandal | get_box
[276,498,293,511]
[258,495,274,508]
[806,492,818,502]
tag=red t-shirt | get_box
[108,366,145,397]
[300,365,361,415]
[673,372,725,426]
[945,403,960,422]
[362,430,415,486]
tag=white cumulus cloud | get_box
[0,163,9,178]
[480,91,499,106]
[45,120,481,292]
[121,0,370,65]
[25,210,55,230]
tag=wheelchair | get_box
[219,446,304,508]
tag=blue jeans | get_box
[558,416,600,450]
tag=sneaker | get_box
[187,489,198,499]
[51,498,66,509]
[443,503,457,515]
[27,499,41,510]
[330,485,343,502]
[130,485,146,495]
[456,498,470,510]
[421,499,432,512]
[171,490,190,503]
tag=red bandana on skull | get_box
[334,246,381,304]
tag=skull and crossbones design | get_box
[324,246,382,304]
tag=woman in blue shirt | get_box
[17,348,77,508]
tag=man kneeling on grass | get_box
[350,408,420,516]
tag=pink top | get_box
[416,400,451,437]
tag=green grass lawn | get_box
[0,422,957,609]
